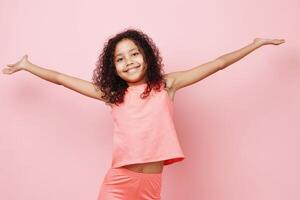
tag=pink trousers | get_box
[97,167,162,200]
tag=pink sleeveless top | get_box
[110,83,185,168]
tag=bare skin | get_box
[120,160,165,174]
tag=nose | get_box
[125,57,134,67]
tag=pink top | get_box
[110,83,185,168]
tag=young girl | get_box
[2,28,285,200]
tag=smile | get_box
[126,66,140,73]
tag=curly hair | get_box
[92,28,167,106]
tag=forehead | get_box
[115,39,139,56]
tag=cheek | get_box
[114,67,124,77]
[115,63,123,71]
[138,56,145,63]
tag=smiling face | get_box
[114,39,148,86]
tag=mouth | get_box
[125,65,140,73]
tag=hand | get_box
[2,54,32,75]
[253,38,286,46]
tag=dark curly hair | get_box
[92,28,167,106]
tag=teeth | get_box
[127,67,139,73]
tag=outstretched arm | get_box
[166,38,285,91]
[2,55,106,102]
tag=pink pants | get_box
[97,167,162,200]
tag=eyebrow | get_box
[115,48,139,57]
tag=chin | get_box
[123,73,147,82]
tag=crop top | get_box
[109,83,185,168]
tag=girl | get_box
[2,28,285,200]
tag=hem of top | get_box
[111,155,185,169]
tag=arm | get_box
[25,63,105,101]
[167,38,285,91]
[218,40,264,70]
[24,62,61,85]
[3,55,106,102]
[56,72,105,101]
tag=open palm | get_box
[254,38,285,46]
[2,54,31,75]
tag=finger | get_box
[2,68,11,74]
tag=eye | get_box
[116,58,123,62]
[132,52,139,56]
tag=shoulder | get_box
[106,101,113,108]
[163,73,176,92]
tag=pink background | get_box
[1,0,299,200]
